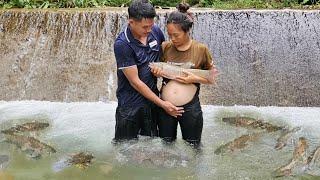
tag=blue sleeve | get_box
[152,25,165,62]
[158,28,165,43]
[114,40,136,69]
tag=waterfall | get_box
[1,9,320,106]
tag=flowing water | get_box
[0,101,320,180]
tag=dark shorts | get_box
[114,103,159,141]
[158,96,203,146]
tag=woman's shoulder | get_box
[161,41,176,53]
[162,41,173,49]
[191,40,209,50]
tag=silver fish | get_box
[1,121,49,134]
[306,146,320,167]
[4,133,56,158]
[214,132,263,155]
[149,62,217,81]
[274,137,308,177]
[222,117,284,132]
[52,152,94,172]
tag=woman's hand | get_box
[176,68,218,84]
[175,71,197,84]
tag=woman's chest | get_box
[164,48,194,63]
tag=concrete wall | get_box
[0,9,319,106]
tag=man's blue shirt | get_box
[114,25,165,107]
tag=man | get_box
[113,0,184,141]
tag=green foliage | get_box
[0,0,319,9]
[150,0,180,7]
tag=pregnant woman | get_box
[151,3,217,147]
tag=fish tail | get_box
[214,145,226,155]
[45,144,56,153]
[208,67,218,82]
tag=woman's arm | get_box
[176,45,218,84]
[175,66,218,84]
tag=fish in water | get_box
[68,152,94,169]
[222,117,284,132]
[1,121,49,134]
[117,143,189,168]
[300,173,320,179]
[3,133,56,158]
[0,155,9,170]
[52,152,94,172]
[274,137,308,177]
[275,127,301,150]
[214,132,262,155]
[149,62,217,82]
[305,146,320,168]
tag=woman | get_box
[151,3,217,147]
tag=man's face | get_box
[129,18,154,39]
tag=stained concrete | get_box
[0,8,319,106]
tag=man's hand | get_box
[150,64,163,78]
[160,101,184,118]
[122,66,184,118]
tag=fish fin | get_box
[29,152,41,159]
[167,61,194,68]
[273,168,292,178]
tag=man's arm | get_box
[122,66,184,118]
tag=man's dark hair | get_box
[128,0,156,20]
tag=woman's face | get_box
[167,23,189,48]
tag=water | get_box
[0,101,320,179]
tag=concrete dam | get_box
[0,8,319,106]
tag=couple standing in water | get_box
[113,0,217,147]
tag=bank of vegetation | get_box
[0,0,319,9]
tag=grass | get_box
[0,0,319,9]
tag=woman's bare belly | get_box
[161,80,197,106]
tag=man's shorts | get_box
[114,103,159,141]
